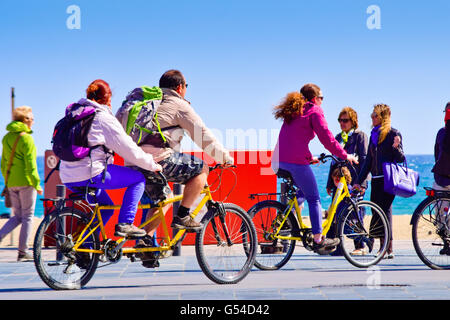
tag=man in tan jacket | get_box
[137,69,234,231]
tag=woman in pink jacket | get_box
[272,83,358,251]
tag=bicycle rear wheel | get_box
[412,196,450,270]
[248,200,297,270]
[338,200,390,268]
[33,207,100,290]
[195,203,257,284]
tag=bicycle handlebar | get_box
[317,153,343,164]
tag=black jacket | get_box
[357,127,406,185]
[326,130,368,190]
[432,121,450,186]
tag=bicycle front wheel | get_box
[248,200,297,270]
[412,196,450,270]
[33,207,100,290]
[195,203,257,284]
[338,200,390,268]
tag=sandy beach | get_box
[0,215,414,250]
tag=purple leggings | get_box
[279,162,323,235]
[65,165,146,225]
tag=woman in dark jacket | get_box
[355,104,405,259]
[325,107,368,255]
[432,103,450,190]
[326,107,368,194]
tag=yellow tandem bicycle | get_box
[248,154,390,269]
[33,165,257,290]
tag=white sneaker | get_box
[17,252,33,262]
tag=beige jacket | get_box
[139,88,234,164]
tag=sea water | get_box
[0,155,436,218]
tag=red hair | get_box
[86,79,112,106]
[273,92,306,124]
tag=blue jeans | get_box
[279,162,323,235]
[65,164,146,225]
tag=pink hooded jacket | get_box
[273,101,347,166]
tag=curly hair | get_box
[332,167,352,185]
[273,92,306,124]
[339,106,358,130]
[373,103,392,144]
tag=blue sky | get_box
[1,0,449,156]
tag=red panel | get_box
[44,150,276,246]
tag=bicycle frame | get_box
[275,175,350,241]
[72,186,214,255]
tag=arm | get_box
[356,141,373,186]
[176,104,234,164]
[1,140,6,180]
[392,131,406,163]
[310,110,347,160]
[356,132,369,188]
[20,134,42,191]
[99,112,160,171]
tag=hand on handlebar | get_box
[310,157,320,165]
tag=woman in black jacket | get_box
[355,104,405,259]
[326,107,369,195]
[325,107,369,255]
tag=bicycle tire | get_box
[195,203,257,284]
[247,200,297,270]
[33,207,100,290]
[337,200,390,268]
[412,195,450,270]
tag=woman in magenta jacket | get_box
[272,83,358,252]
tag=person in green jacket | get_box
[0,106,42,261]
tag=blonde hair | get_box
[13,106,33,122]
[373,104,391,144]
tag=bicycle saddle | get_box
[276,169,294,182]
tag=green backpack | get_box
[116,86,179,147]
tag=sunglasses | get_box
[338,118,350,123]
[317,96,324,101]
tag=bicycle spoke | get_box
[413,196,450,270]
[195,203,257,284]
[339,201,390,268]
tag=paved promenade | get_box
[0,240,449,303]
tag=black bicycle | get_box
[411,187,450,270]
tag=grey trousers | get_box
[0,186,37,254]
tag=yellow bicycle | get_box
[248,154,390,269]
[33,165,257,290]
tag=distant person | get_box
[118,69,234,235]
[432,102,450,191]
[325,106,368,255]
[0,106,43,261]
[432,103,450,245]
[354,104,405,259]
[61,80,162,241]
[271,84,358,252]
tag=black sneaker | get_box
[171,216,203,232]
[135,236,160,268]
[313,238,340,253]
[75,252,91,269]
